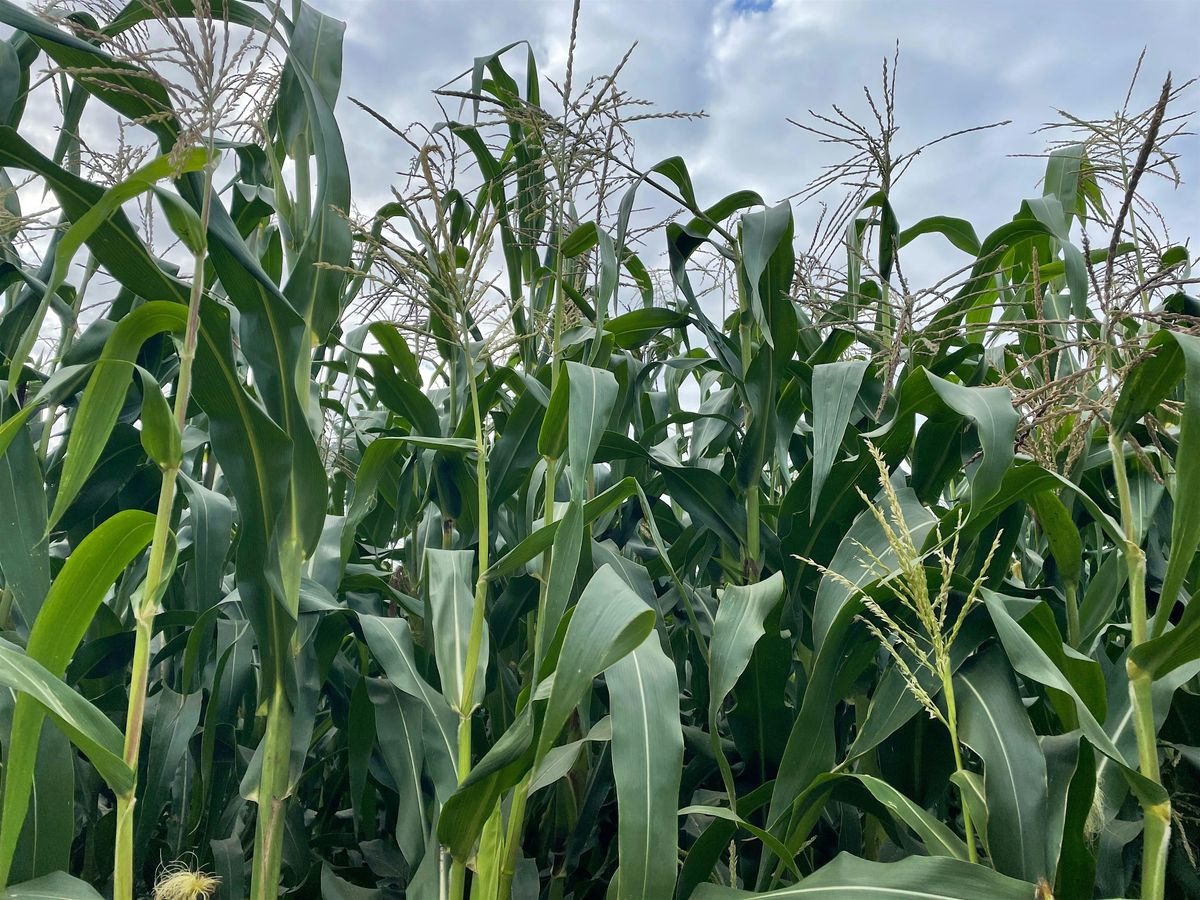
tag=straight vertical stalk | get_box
[1110,432,1169,899]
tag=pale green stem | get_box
[249,526,304,899]
[942,671,978,865]
[1110,432,1168,899]
[249,662,296,899]
[113,158,214,899]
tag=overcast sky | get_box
[322,0,1198,280]
[5,0,1197,304]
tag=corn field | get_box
[0,1,1199,898]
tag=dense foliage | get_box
[0,2,1198,899]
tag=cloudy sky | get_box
[4,0,1196,305]
[321,0,1198,278]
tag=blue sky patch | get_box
[732,0,774,14]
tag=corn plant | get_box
[0,3,1198,899]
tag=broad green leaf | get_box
[659,465,747,553]
[740,202,792,348]
[177,472,233,614]
[48,302,186,526]
[357,615,457,798]
[536,498,584,668]
[1024,195,1086,315]
[1131,585,1200,680]
[529,716,610,794]
[438,704,536,861]
[897,215,981,256]
[486,476,637,578]
[983,593,1113,745]
[133,685,202,863]
[0,692,71,884]
[1043,144,1084,213]
[608,633,683,900]
[708,573,787,796]
[955,648,1049,883]
[1,872,104,899]
[923,372,1018,512]
[850,774,969,861]
[679,805,800,881]
[605,307,689,350]
[693,852,1033,898]
[425,548,488,713]
[564,362,618,497]
[0,641,133,806]
[537,564,656,760]
[368,681,428,866]
[809,359,868,517]
[766,601,879,866]
[708,572,786,729]
[0,418,48,630]
[4,148,208,392]
[0,510,153,883]
[271,0,354,340]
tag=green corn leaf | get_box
[809,359,869,516]
[536,564,656,760]
[1112,331,1200,632]
[536,498,584,667]
[897,215,981,256]
[693,852,1033,898]
[955,648,1050,883]
[0,510,155,883]
[923,372,1018,513]
[48,302,186,527]
[486,476,638,579]
[0,643,134,865]
[604,308,689,350]
[367,681,429,867]
[425,549,488,713]
[357,615,458,801]
[608,633,683,900]
[3,147,208,393]
[0,676,72,883]
[740,201,793,348]
[151,185,206,254]
[1,871,105,899]
[439,565,655,861]
[708,572,786,730]
[564,362,618,498]
[0,416,49,630]
[134,367,181,471]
